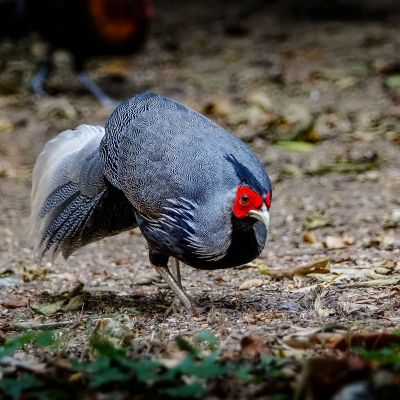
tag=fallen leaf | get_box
[283,327,343,350]
[240,335,264,358]
[90,317,135,349]
[202,99,233,118]
[383,209,400,229]
[276,140,315,152]
[386,75,400,89]
[331,331,400,351]
[303,232,318,243]
[31,283,86,316]
[268,259,330,280]
[366,235,397,250]
[2,300,28,309]
[239,279,263,290]
[314,292,332,319]
[0,116,13,134]
[135,271,162,285]
[303,215,332,230]
[324,235,355,249]
[31,300,65,316]
[307,160,380,175]
[62,294,85,312]
[247,91,273,111]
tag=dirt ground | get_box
[0,0,399,367]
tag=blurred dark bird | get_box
[0,0,154,106]
[30,93,272,311]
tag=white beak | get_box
[248,204,270,230]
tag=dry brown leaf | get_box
[91,317,135,349]
[202,99,233,118]
[303,215,332,230]
[31,282,86,316]
[2,300,28,309]
[314,292,332,319]
[331,331,400,351]
[303,232,318,243]
[324,235,355,249]
[268,259,330,280]
[240,335,264,358]
[239,279,263,290]
[247,91,273,111]
[283,327,344,350]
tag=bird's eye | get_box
[240,194,249,206]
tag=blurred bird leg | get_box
[153,265,192,311]
[170,258,182,288]
[31,62,52,97]
[77,71,118,108]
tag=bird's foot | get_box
[165,296,201,316]
[153,265,195,314]
[30,64,51,97]
[76,72,119,109]
[165,297,187,315]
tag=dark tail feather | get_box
[38,189,105,261]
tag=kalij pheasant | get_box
[30,93,272,311]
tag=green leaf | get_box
[0,331,54,359]
[361,346,400,367]
[276,140,315,152]
[90,366,130,388]
[91,340,126,358]
[175,336,198,356]
[235,364,253,380]
[31,300,65,316]
[33,331,54,347]
[0,373,43,400]
[195,331,217,350]
[168,355,225,380]
[118,358,162,382]
[162,382,205,398]
[386,75,400,89]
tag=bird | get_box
[30,92,272,311]
[0,0,154,106]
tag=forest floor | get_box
[0,1,399,398]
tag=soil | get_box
[0,0,399,363]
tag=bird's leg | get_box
[170,258,182,288]
[31,60,52,97]
[166,258,185,315]
[153,265,193,312]
[76,71,118,109]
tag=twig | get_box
[11,320,79,331]
[343,278,400,288]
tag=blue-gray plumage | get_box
[30,93,272,310]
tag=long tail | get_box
[30,124,108,261]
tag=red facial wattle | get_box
[233,186,263,218]
[265,192,271,209]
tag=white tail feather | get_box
[30,124,105,252]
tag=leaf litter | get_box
[1,2,400,398]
